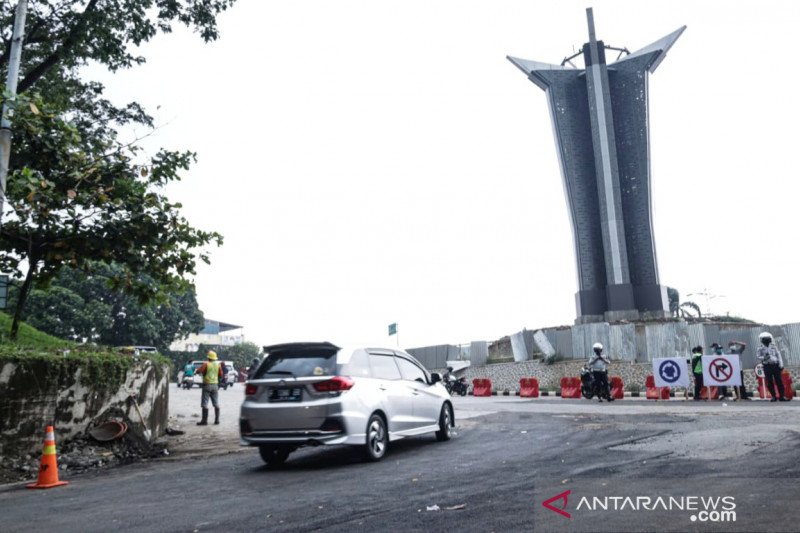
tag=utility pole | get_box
[0,0,28,228]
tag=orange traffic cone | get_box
[26,425,69,489]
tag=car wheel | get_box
[435,404,453,442]
[364,413,388,462]
[259,446,291,467]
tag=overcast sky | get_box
[94,0,800,349]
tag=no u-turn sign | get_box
[701,355,742,386]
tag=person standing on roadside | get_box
[727,340,749,400]
[587,343,613,402]
[756,332,789,402]
[691,346,705,401]
[710,343,729,400]
[196,350,224,425]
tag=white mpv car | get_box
[240,342,454,466]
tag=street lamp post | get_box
[0,0,28,228]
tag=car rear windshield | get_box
[253,348,337,379]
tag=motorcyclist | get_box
[246,357,262,380]
[442,366,455,393]
[587,342,613,402]
[180,361,195,389]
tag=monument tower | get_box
[508,8,684,323]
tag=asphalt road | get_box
[3,396,800,532]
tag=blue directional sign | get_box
[653,357,689,388]
[659,359,681,383]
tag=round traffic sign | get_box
[658,359,681,384]
[708,357,733,383]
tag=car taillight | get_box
[245,384,257,395]
[313,376,354,392]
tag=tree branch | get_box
[18,0,99,94]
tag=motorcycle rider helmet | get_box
[592,342,603,354]
[759,332,773,345]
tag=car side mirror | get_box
[430,373,441,384]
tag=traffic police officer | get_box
[756,332,789,402]
[588,343,613,402]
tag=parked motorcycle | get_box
[448,376,468,396]
[580,366,611,401]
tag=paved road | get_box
[3,396,800,532]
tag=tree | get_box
[0,1,237,338]
[679,301,702,319]
[217,341,261,370]
[3,1,236,95]
[18,262,205,350]
[1,96,221,338]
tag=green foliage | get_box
[0,2,236,338]
[680,301,702,319]
[2,93,223,300]
[0,346,171,394]
[0,311,171,392]
[14,262,205,350]
[708,315,757,324]
[5,1,237,94]
[165,341,261,373]
[10,263,204,353]
[216,341,262,369]
[0,311,72,349]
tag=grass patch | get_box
[0,311,73,349]
[0,312,171,390]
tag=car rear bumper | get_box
[239,429,350,447]
[239,402,370,447]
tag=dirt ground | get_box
[164,381,248,458]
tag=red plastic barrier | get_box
[560,377,581,398]
[472,378,492,397]
[645,375,669,400]
[610,376,624,400]
[757,370,795,399]
[699,386,719,400]
[519,377,539,398]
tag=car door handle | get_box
[412,391,420,396]
[379,386,387,391]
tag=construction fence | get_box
[408,321,800,370]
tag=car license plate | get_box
[269,387,302,402]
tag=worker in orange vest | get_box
[196,350,224,425]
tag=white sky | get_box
[93,0,800,349]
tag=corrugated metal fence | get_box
[406,344,460,370]
[408,322,800,370]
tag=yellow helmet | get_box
[207,350,218,361]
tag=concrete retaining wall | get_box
[0,359,169,456]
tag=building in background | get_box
[169,318,244,352]
[508,8,683,324]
